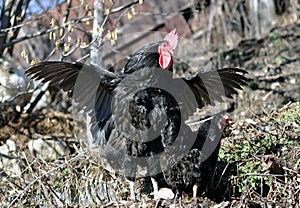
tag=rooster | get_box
[26,29,248,200]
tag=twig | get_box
[101,201,117,208]
[206,0,216,47]
[7,0,31,55]
[215,162,230,190]
[1,16,93,49]
[2,27,57,49]
[245,173,286,177]
[25,83,49,114]
[47,182,64,205]
[109,0,139,14]
[282,167,300,175]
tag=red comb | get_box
[164,29,178,50]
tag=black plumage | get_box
[163,114,228,197]
[26,30,247,200]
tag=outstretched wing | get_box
[183,68,248,109]
[26,61,121,123]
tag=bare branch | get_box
[0,0,14,53]
[109,0,139,14]
[8,0,31,55]
[1,16,93,49]
[60,0,73,38]
[2,27,56,49]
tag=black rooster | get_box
[26,29,247,200]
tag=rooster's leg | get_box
[151,177,159,199]
[193,184,198,198]
[173,190,183,208]
[128,180,136,201]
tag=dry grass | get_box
[0,101,299,207]
[218,102,300,207]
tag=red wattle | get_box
[159,53,172,70]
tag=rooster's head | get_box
[158,29,178,70]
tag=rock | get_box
[28,138,70,161]
[0,139,22,177]
[155,188,175,200]
[245,118,257,125]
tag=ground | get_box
[0,23,299,207]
